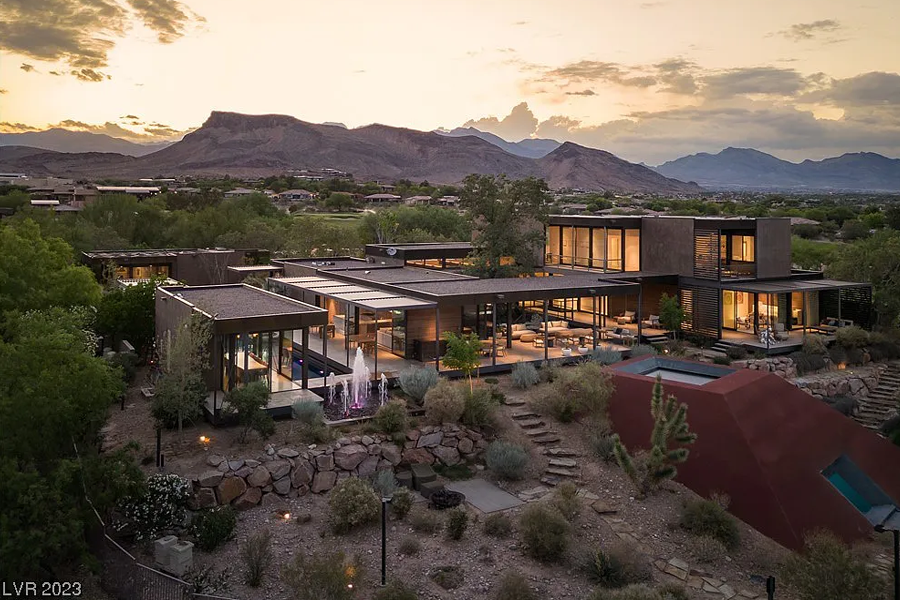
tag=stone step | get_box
[511,410,540,420]
[504,398,526,407]
[532,433,562,445]
[517,418,545,429]
[545,467,578,478]
[543,447,579,457]
[548,458,578,469]
[524,428,557,437]
[540,476,562,487]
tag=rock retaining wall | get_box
[739,357,885,401]
[186,425,487,511]
[741,356,797,378]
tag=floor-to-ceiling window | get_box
[591,228,606,269]
[575,227,591,267]
[722,290,754,331]
[546,226,561,265]
[607,229,623,271]
[561,227,574,266]
[625,229,640,272]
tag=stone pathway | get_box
[445,478,523,513]
[509,407,580,485]
[856,363,900,429]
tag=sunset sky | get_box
[1,0,899,163]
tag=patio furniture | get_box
[608,327,636,345]
[736,315,752,330]
[518,332,537,344]
[774,323,790,341]
[510,323,530,340]
[813,317,854,334]
[577,346,590,355]
[534,335,555,348]
[616,310,636,324]
[641,314,660,328]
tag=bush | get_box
[281,550,362,600]
[494,572,536,600]
[551,482,581,522]
[446,507,468,540]
[725,346,748,360]
[846,347,866,365]
[511,361,540,388]
[423,379,465,425]
[429,566,463,590]
[241,528,272,587]
[374,580,418,600]
[827,395,857,416]
[590,428,618,462]
[484,377,499,385]
[828,345,848,366]
[225,381,275,443]
[374,401,408,434]
[434,463,474,481]
[483,513,513,537]
[835,326,869,349]
[460,386,499,428]
[328,477,380,534]
[390,487,413,519]
[519,503,570,563]
[540,359,562,383]
[664,340,688,357]
[398,536,421,556]
[107,351,139,383]
[399,366,439,403]
[713,355,732,365]
[802,335,828,355]
[486,441,529,480]
[679,499,740,550]
[409,509,442,533]
[582,543,652,588]
[185,565,231,595]
[630,344,657,357]
[780,530,889,600]
[590,584,688,600]
[292,400,324,426]
[790,351,828,375]
[868,333,900,361]
[191,505,236,551]
[533,362,615,423]
[685,535,727,564]
[591,349,622,365]
[118,473,191,541]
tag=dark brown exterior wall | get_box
[154,289,218,390]
[174,251,249,285]
[755,219,792,279]
[279,262,321,278]
[608,364,900,550]
[640,218,694,277]
[640,283,678,318]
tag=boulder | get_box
[316,453,335,471]
[247,466,272,488]
[402,448,435,465]
[195,487,217,509]
[334,444,367,470]
[357,455,380,478]
[245,459,261,468]
[367,443,382,455]
[291,460,315,487]
[361,435,374,446]
[381,443,402,465]
[433,445,461,466]
[198,470,223,488]
[311,471,337,493]
[261,492,286,509]
[441,436,459,448]
[234,466,253,479]
[416,431,444,448]
[406,430,421,441]
[849,379,864,394]
[457,437,475,454]
[206,454,224,467]
[233,486,262,510]
[228,459,245,471]
[216,476,247,505]
[266,459,292,481]
[277,448,299,458]
[273,477,291,495]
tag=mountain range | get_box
[0,112,699,194]
[437,127,561,159]
[0,128,173,157]
[655,147,900,192]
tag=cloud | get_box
[464,102,539,141]
[778,19,842,41]
[0,0,203,81]
[703,67,809,99]
[121,114,140,120]
[542,60,658,88]
[3,117,191,141]
[566,89,596,96]
[654,58,698,95]
[0,122,39,133]
[0,89,7,94]
[20,63,35,72]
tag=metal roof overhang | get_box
[397,278,641,307]
[272,277,437,312]
[721,279,870,294]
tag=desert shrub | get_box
[485,441,529,480]
[582,544,652,588]
[713,355,732,365]
[802,335,828,355]
[409,508,442,533]
[630,344,657,357]
[328,477,380,534]
[398,536,420,556]
[487,385,506,405]
[511,361,540,388]
[107,350,139,383]
[834,325,869,349]
[225,381,275,442]
[590,584,687,600]
[679,499,740,550]
[828,345,848,366]
[483,513,513,537]
[550,482,581,522]
[390,487,413,519]
[241,528,272,587]
[685,535,727,563]
[374,580,418,600]
[372,470,398,498]
[446,507,469,540]
[118,473,191,541]
[868,333,900,361]
[461,386,499,428]
[656,584,690,600]
[725,345,748,360]
[429,566,463,590]
[281,550,362,600]
[399,366,439,403]
[846,347,866,365]
[185,565,231,595]
[374,401,408,434]
[519,503,570,563]
[191,505,236,551]
[540,359,562,382]
[292,400,324,426]
[664,340,688,356]
[790,351,828,375]
[780,530,889,600]
[434,463,474,481]
[423,379,465,425]
[591,348,623,365]
[484,376,499,384]
[534,362,615,423]
[827,395,857,416]
[494,572,536,600]
[590,428,618,462]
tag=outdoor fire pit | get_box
[430,489,465,510]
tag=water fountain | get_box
[327,372,336,403]
[340,380,350,417]
[350,347,370,409]
[379,373,388,406]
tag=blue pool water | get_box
[826,472,873,513]
[292,357,326,380]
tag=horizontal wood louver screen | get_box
[693,228,720,280]
[681,285,719,338]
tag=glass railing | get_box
[719,262,756,279]
[545,254,623,272]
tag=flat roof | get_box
[277,257,378,270]
[270,277,438,312]
[327,266,475,285]
[722,278,871,294]
[227,264,283,272]
[161,285,324,320]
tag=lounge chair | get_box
[774,322,790,341]
[616,310,636,325]
[641,314,660,328]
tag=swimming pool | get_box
[617,357,734,387]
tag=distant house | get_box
[223,187,258,198]
[434,195,459,206]
[364,193,402,203]
[96,186,161,199]
[278,189,316,201]
[790,217,821,227]
[404,195,433,206]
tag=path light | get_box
[199,435,210,450]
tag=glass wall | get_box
[546,226,561,265]
[575,227,591,267]
[607,229,623,271]
[544,225,639,272]
[561,227,574,265]
[591,228,606,269]
[625,229,640,271]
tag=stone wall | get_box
[186,424,487,511]
[740,356,797,378]
[793,364,886,401]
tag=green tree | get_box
[153,313,212,435]
[459,175,549,278]
[612,375,697,496]
[658,293,686,339]
[886,205,900,230]
[224,381,275,443]
[791,236,838,270]
[95,280,156,357]
[441,332,482,391]
[0,219,101,314]
[827,229,900,328]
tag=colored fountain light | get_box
[351,347,369,410]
